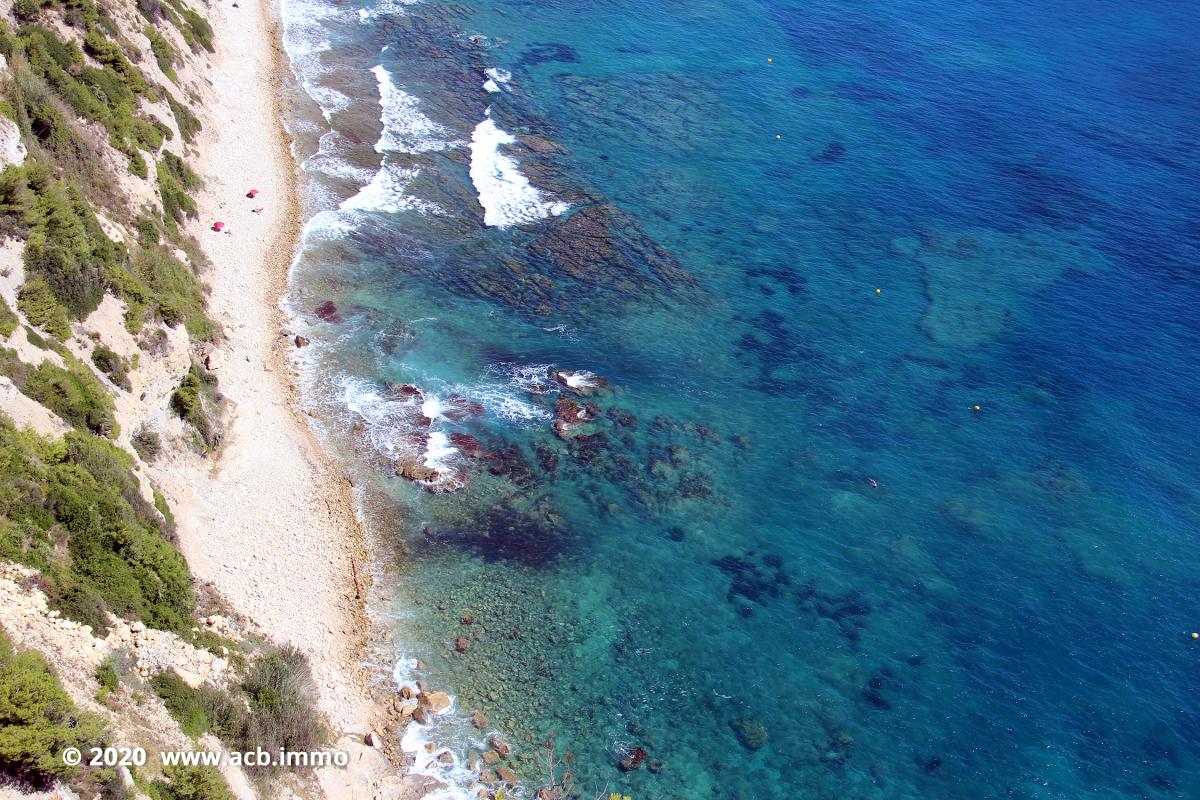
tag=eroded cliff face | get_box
[0,2,292,798]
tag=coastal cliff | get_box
[0,0,405,797]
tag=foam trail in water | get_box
[329,62,456,217]
[340,165,443,215]
[358,0,417,22]
[280,0,356,119]
[482,67,511,93]
[303,130,377,184]
[371,64,455,154]
[469,112,570,227]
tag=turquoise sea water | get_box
[280,0,1200,797]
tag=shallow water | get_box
[280,0,1200,797]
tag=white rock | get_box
[0,116,26,168]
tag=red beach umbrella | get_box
[246,188,259,198]
[212,221,225,232]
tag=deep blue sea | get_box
[279,0,1200,797]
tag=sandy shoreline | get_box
[153,0,381,739]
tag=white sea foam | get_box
[561,370,598,389]
[280,0,357,119]
[329,63,455,217]
[477,389,550,423]
[371,65,455,154]
[337,378,472,492]
[469,114,570,227]
[490,362,556,394]
[423,431,457,470]
[482,67,511,93]
[339,378,411,458]
[389,659,482,800]
[300,208,356,244]
[357,0,417,22]
[303,131,377,184]
[340,165,443,215]
[420,396,445,421]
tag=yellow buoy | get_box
[972,405,981,412]
[1192,632,1198,639]
[875,288,881,295]
[775,133,782,140]
[768,57,774,63]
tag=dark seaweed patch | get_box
[812,142,847,163]
[421,502,567,567]
[712,554,791,606]
[746,265,807,297]
[734,309,828,394]
[518,42,580,66]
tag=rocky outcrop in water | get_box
[527,204,700,294]
[314,300,342,323]
[552,396,598,439]
[731,718,768,750]
[551,369,609,395]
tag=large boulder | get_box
[418,690,452,713]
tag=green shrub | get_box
[165,93,200,144]
[16,279,70,339]
[95,657,119,700]
[91,344,131,391]
[132,424,162,462]
[241,646,326,757]
[132,117,165,152]
[0,415,196,633]
[135,214,161,246]
[0,627,106,786]
[16,25,157,157]
[62,0,116,33]
[150,645,325,778]
[133,246,213,340]
[169,6,214,54]
[150,671,209,737]
[83,32,148,96]
[0,347,117,435]
[144,26,176,81]
[0,161,213,339]
[153,488,175,532]
[0,297,17,338]
[171,364,220,450]
[0,164,126,321]
[22,325,48,349]
[11,0,46,23]
[157,152,200,225]
[152,764,234,800]
[137,0,164,22]
[130,150,148,178]
[151,670,247,740]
